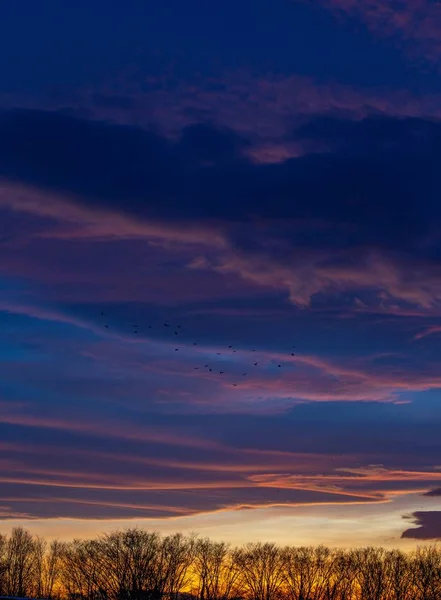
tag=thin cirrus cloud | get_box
[0,428,440,522]
[3,299,441,413]
[414,325,441,340]
[1,433,441,521]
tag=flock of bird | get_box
[99,311,296,386]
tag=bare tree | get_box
[4,526,43,597]
[152,532,197,600]
[40,540,66,599]
[62,538,107,600]
[235,543,284,600]
[193,538,241,600]
[95,529,161,600]
[410,546,441,600]
[281,545,340,600]
[352,547,388,600]
[383,549,412,600]
[0,533,7,596]
[323,550,356,600]
[1,526,441,600]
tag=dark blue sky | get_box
[1,0,441,546]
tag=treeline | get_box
[0,527,441,600]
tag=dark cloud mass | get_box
[423,488,441,497]
[1,0,441,545]
[1,109,440,240]
[402,512,441,540]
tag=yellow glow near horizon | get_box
[1,492,440,549]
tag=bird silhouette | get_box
[220,371,224,374]
[278,364,281,367]
[291,353,295,356]
[100,311,105,316]
[174,331,178,335]
[209,368,212,372]
[105,325,109,329]
[193,343,197,345]
[216,352,221,355]
[164,323,169,327]
[232,384,237,387]
[242,373,247,376]
[228,345,232,348]
[204,364,208,367]
[175,348,179,351]
[254,362,258,366]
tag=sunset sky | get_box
[1,0,441,547]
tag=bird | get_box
[216,352,221,355]
[220,371,224,375]
[100,311,105,316]
[278,364,281,367]
[175,348,179,351]
[233,350,236,353]
[174,331,178,335]
[193,343,197,345]
[164,323,169,327]
[254,362,258,366]
[148,325,152,329]
[194,367,199,370]
[232,384,237,387]
[204,364,208,367]
[242,373,247,376]
[228,345,232,348]
[252,349,256,352]
[177,325,181,328]
[209,368,212,372]
[105,325,109,329]
[291,353,295,356]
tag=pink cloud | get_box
[82,71,441,145]
[192,247,441,313]
[414,325,441,339]
[1,438,439,519]
[2,438,440,519]
[4,70,441,166]
[4,183,441,343]
[0,407,225,451]
[307,0,441,65]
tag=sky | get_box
[1,0,441,548]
